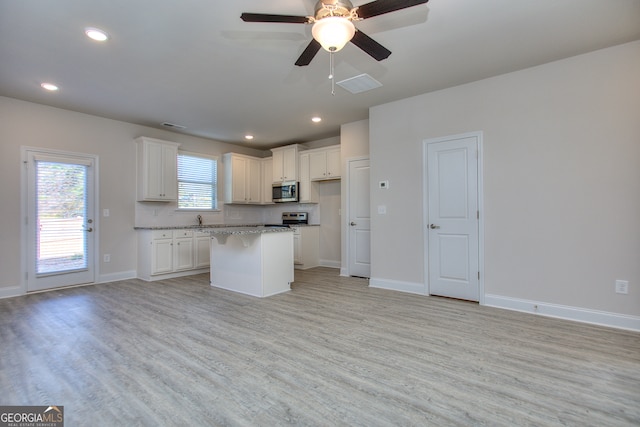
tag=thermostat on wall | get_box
[379,180,389,189]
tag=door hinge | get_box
[478,271,480,280]
[477,210,479,220]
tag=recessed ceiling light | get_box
[311,117,322,123]
[245,135,254,140]
[40,83,59,91]
[85,27,109,42]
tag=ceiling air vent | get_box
[337,73,382,94]
[161,122,186,130]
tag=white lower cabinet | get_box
[195,232,211,269]
[151,232,173,274]
[138,229,210,281]
[173,230,195,272]
[292,226,319,270]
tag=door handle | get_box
[86,227,93,232]
[350,222,357,226]
[429,224,440,229]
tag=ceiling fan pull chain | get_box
[330,51,335,96]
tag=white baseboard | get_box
[485,294,640,332]
[0,270,137,300]
[339,268,349,277]
[369,277,427,295]
[319,259,341,269]
[0,285,24,300]
[137,268,210,282]
[98,270,137,284]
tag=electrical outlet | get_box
[615,280,629,294]
[104,254,111,263]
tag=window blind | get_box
[177,153,218,210]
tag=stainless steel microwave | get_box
[272,181,298,203]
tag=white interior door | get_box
[25,149,96,292]
[348,158,370,278]
[426,135,480,301]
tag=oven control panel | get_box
[282,212,308,224]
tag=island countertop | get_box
[208,226,294,235]
[208,226,293,247]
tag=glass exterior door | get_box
[26,150,95,291]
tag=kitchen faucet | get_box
[197,215,202,226]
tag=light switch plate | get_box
[615,280,629,294]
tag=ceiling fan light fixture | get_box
[312,16,355,52]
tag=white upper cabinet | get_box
[223,153,262,204]
[262,157,273,204]
[298,152,318,203]
[271,144,301,183]
[135,137,180,202]
[309,146,341,181]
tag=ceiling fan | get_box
[241,0,429,66]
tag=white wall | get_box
[0,97,265,295]
[369,41,640,325]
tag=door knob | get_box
[350,222,357,226]
[86,227,93,232]
[429,224,440,229]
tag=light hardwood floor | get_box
[1,268,639,426]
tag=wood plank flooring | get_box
[1,268,639,426]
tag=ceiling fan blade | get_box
[240,13,310,24]
[356,0,429,20]
[295,39,322,66]
[350,30,392,61]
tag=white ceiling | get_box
[1,0,639,149]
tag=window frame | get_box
[176,150,220,211]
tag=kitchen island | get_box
[209,227,294,297]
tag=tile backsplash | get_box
[135,201,319,228]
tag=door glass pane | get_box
[35,161,88,275]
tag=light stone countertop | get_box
[134,224,319,230]
[208,226,293,235]
[208,226,293,247]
